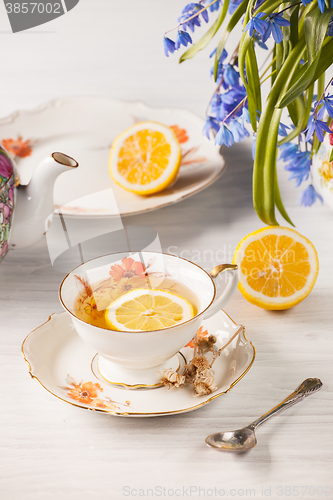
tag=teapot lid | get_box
[0,146,14,189]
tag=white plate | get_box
[22,310,255,417]
[0,97,225,217]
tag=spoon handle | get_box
[250,378,323,429]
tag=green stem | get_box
[312,74,326,155]
[278,94,306,146]
[253,36,306,225]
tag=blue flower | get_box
[305,116,331,142]
[284,151,311,187]
[316,94,333,120]
[301,0,330,11]
[229,119,250,142]
[204,0,221,12]
[203,116,220,139]
[278,122,290,137]
[210,93,223,118]
[219,85,247,120]
[253,32,269,50]
[241,107,251,127]
[245,13,269,37]
[318,0,325,12]
[298,185,323,207]
[210,48,228,84]
[178,4,202,32]
[328,17,333,37]
[210,47,217,58]
[223,64,239,86]
[179,3,209,30]
[279,142,298,161]
[215,124,234,147]
[229,0,243,15]
[262,13,290,44]
[175,30,193,49]
[201,7,209,23]
[163,37,176,57]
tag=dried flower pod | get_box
[183,362,197,383]
[159,368,185,389]
[197,334,217,353]
[193,381,213,396]
[193,368,217,396]
[191,355,210,370]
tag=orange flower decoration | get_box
[92,398,118,410]
[185,326,209,348]
[67,381,103,404]
[170,125,189,144]
[109,257,146,282]
[1,136,33,158]
[320,160,333,183]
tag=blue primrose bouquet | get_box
[164,0,333,226]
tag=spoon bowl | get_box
[206,427,257,452]
[205,378,322,452]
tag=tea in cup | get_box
[59,251,238,388]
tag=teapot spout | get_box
[11,152,78,249]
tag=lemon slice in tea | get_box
[105,288,195,332]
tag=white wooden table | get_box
[1,2,332,499]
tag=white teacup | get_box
[59,251,238,389]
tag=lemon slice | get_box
[105,288,194,331]
[109,121,181,195]
[233,226,319,310]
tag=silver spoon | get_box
[206,378,323,452]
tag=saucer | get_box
[0,96,225,217]
[91,352,186,390]
[22,311,255,417]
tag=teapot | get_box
[0,145,78,263]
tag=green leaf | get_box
[213,0,248,80]
[179,0,230,63]
[289,5,300,48]
[278,8,333,108]
[238,34,257,130]
[271,45,277,86]
[256,0,302,18]
[310,37,333,86]
[274,162,294,226]
[277,54,317,108]
[253,107,282,226]
[279,94,306,144]
[275,39,284,74]
[245,40,262,115]
[304,8,333,65]
[329,148,333,163]
[288,94,305,127]
[253,38,305,225]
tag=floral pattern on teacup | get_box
[75,256,172,324]
[185,326,209,348]
[319,160,333,186]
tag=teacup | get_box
[59,251,238,389]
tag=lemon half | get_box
[105,288,194,331]
[233,226,319,310]
[109,121,181,195]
